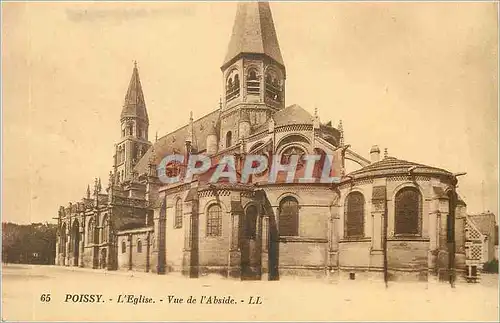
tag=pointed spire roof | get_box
[121,62,149,123]
[222,1,284,69]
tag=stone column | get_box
[152,198,166,274]
[328,204,340,274]
[182,201,193,277]
[261,214,269,280]
[454,204,466,273]
[371,212,383,251]
[428,210,438,277]
[370,186,386,272]
[79,222,85,267]
[55,238,60,266]
[228,210,241,278]
[370,210,384,268]
[65,234,70,266]
[437,210,450,281]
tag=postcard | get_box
[2,1,498,321]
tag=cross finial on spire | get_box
[155,131,158,142]
[134,60,137,69]
[86,184,91,199]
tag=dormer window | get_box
[247,68,260,95]
[265,69,282,102]
[226,69,240,102]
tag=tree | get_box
[2,222,57,265]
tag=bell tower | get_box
[219,1,286,150]
[114,62,151,184]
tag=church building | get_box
[56,2,485,282]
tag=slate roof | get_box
[273,104,314,126]
[121,64,148,122]
[134,109,221,175]
[222,2,284,69]
[348,156,454,180]
[468,213,497,236]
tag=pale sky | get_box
[2,1,498,224]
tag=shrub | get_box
[482,259,499,273]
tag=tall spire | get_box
[121,62,149,123]
[222,1,284,70]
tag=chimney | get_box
[370,145,380,163]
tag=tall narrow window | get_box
[174,198,183,229]
[265,70,282,102]
[245,205,258,239]
[226,70,240,101]
[395,187,421,235]
[345,192,365,238]
[247,69,260,94]
[226,131,232,148]
[279,197,299,237]
[207,204,222,237]
[87,219,94,244]
[121,240,126,254]
[137,240,142,253]
[101,215,109,243]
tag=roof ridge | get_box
[157,108,220,142]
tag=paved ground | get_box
[2,264,498,322]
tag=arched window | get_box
[226,131,232,148]
[174,198,183,229]
[345,192,365,238]
[207,204,222,237]
[279,197,299,237]
[234,74,240,89]
[245,205,258,239]
[127,124,133,136]
[87,219,94,244]
[265,69,282,102]
[280,146,305,165]
[121,240,126,254]
[247,69,260,94]
[395,187,421,235]
[226,70,240,101]
[101,215,109,243]
[137,240,142,253]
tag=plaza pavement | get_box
[1,264,498,322]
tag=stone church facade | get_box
[56,2,477,282]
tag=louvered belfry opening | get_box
[395,187,421,235]
[345,192,365,238]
